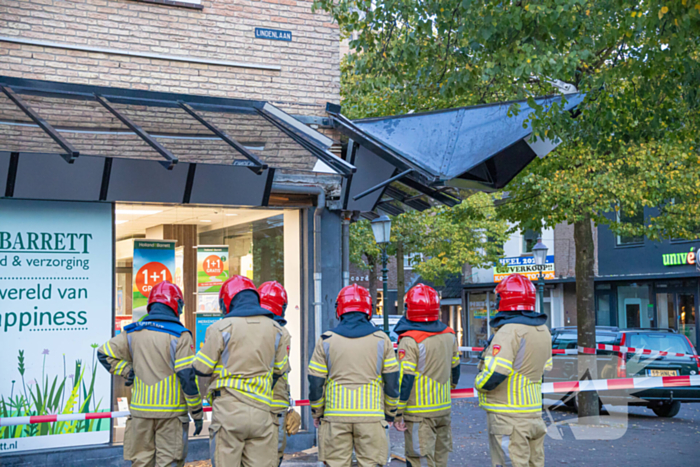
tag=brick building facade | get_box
[1,0,340,117]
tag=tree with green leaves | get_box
[350,193,510,312]
[318,0,700,420]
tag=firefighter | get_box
[393,283,461,467]
[258,281,301,466]
[308,284,399,467]
[474,273,553,467]
[97,281,203,467]
[193,275,288,467]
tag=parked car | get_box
[547,326,700,417]
[370,315,401,342]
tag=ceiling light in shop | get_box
[225,213,239,216]
[115,209,163,216]
[200,219,212,223]
[115,220,129,225]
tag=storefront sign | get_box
[132,240,175,321]
[195,313,221,350]
[197,246,229,293]
[0,199,113,452]
[662,248,696,267]
[255,27,292,41]
[493,255,555,282]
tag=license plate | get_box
[647,369,679,377]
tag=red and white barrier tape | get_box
[2,375,699,427]
[455,345,697,360]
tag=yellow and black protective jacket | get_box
[97,305,203,420]
[395,328,461,422]
[193,292,289,411]
[308,313,400,423]
[475,320,552,417]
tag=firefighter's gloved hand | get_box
[285,409,301,435]
[124,369,135,387]
[193,418,203,436]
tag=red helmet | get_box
[405,283,440,322]
[495,273,536,312]
[147,281,184,316]
[219,275,259,314]
[336,284,372,319]
[258,281,288,317]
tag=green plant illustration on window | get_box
[0,346,108,439]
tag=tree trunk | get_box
[574,216,600,424]
[367,255,379,316]
[396,242,405,315]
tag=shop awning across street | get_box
[0,76,582,210]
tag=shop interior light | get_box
[115,220,129,225]
[115,209,163,216]
[200,219,212,223]
[225,213,239,216]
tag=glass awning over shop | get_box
[0,76,354,175]
[0,76,356,207]
[328,94,583,212]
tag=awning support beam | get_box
[400,176,460,207]
[1,86,79,163]
[178,102,267,175]
[94,93,178,170]
[352,168,413,201]
[255,108,355,177]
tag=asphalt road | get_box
[189,364,700,466]
[384,365,700,467]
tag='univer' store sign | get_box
[662,247,697,267]
[0,199,113,453]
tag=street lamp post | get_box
[371,215,392,334]
[532,236,549,315]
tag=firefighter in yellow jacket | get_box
[193,275,288,467]
[258,281,301,466]
[308,284,400,467]
[475,273,553,467]
[393,284,461,467]
[98,281,203,467]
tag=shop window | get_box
[522,229,539,254]
[616,209,644,246]
[617,283,651,329]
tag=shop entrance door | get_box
[656,291,697,347]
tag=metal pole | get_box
[382,246,389,334]
[538,271,545,314]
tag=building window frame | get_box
[615,209,645,247]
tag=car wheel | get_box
[652,401,681,418]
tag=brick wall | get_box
[0,0,340,117]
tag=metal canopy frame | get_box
[1,86,79,163]
[0,76,351,176]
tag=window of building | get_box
[522,229,539,254]
[404,252,423,270]
[616,209,645,246]
[113,202,301,442]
